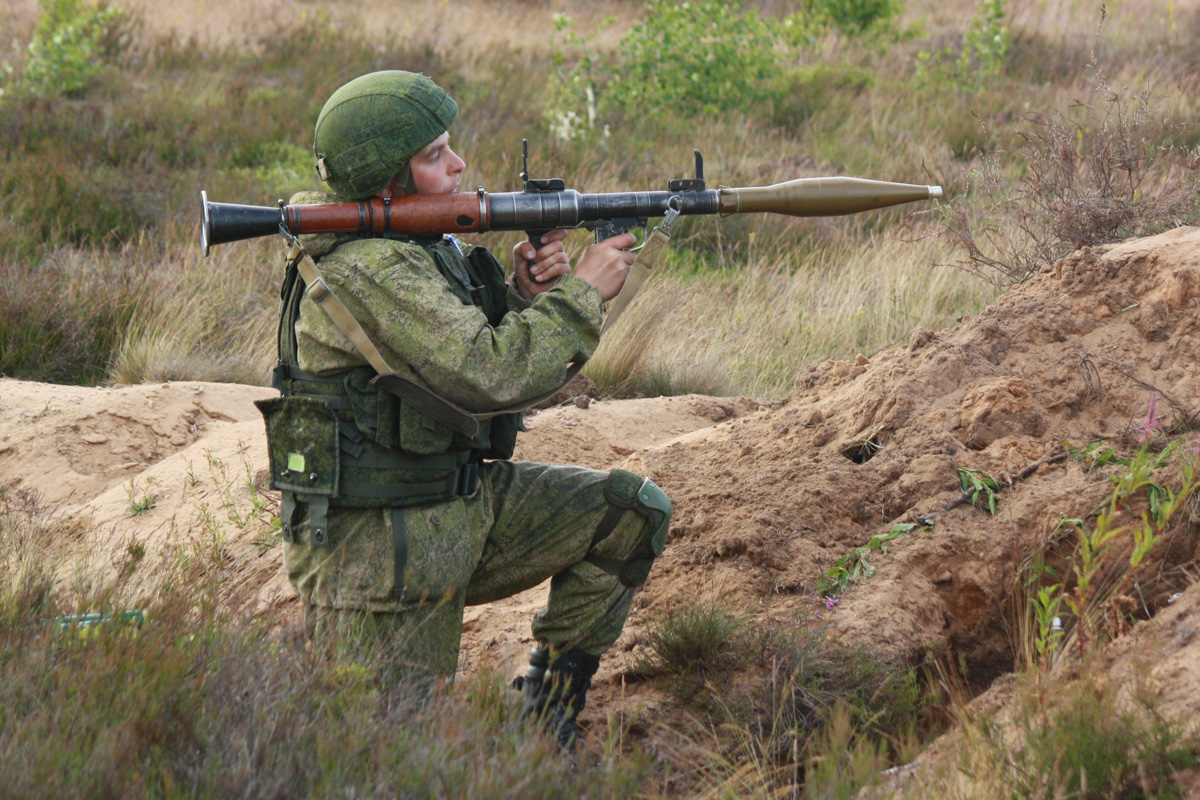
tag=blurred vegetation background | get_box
[0,0,1196,395]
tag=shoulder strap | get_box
[280,233,584,433]
[601,206,677,336]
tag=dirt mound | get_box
[0,377,765,628]
[623,226,1200,685]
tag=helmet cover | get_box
[313,71,458,199]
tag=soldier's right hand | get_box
[574,233,637,303]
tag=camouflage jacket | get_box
[288,191,604,411]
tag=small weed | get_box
[817,522,919,596]
[252,519,282,554]
[1065,439,1131,470]
[124,475,157,516]
[958,467,1001,515]
[1024,416,1199,668]
[633,599,751,695]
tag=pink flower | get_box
[1137,393,1162,445]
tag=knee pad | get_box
[587,469,673,586]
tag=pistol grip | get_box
[524,229,552,252]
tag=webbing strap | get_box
[392,507,408,599]
[282,235,583,427]
[590,504,627,548]
[280,492,299,543]
[601,207,677,336]
[309,496,330,547]
[343,448,463,472]
[340,459,480,501]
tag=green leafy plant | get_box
[1039,434,1198,664]
[915,0,1010,92]
[3,0,126,101]
[807,0,902,36]
[1065,440,1131,470]
[547,0,883,135]
[603,0,780,118]
[818,522,918,596]
[958,467,1000,515]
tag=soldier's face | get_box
[410,132,466,194]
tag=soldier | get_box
[261,70,671,746]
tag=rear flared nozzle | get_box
[200,191,287,256]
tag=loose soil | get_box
[3,227,1199,785]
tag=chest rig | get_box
[256,235,523,545]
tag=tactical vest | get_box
[257,235,523,541]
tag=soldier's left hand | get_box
[513,229,571,300]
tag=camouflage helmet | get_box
[313,71,458,199]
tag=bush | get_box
[916,0,1012,92]
[546,0,899,137]
[633,599,752,693]
[813,0,902,36]
[2,0,127,101]
[938,62,1200,285]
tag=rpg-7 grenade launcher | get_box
[200,142,941,255]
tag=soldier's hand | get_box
[574,233,637,303]
[513,229,570,300]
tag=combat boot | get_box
[515,647,600,749]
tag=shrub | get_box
[811,0,902,36]
[633,599,752,693]
[2,0,127,101]
[938,60,1200,285]
[916,0,1011,92]
[546,0,899,137]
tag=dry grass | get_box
[587,229,992,398]
[6,0,1197,395]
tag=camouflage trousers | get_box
[283,460,667,680]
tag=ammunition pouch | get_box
[585,469,672,587]
[258,377,486,546]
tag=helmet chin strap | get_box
[379,163,419,198]
[401,164,419,195]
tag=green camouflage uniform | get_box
[273,191,668,680]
